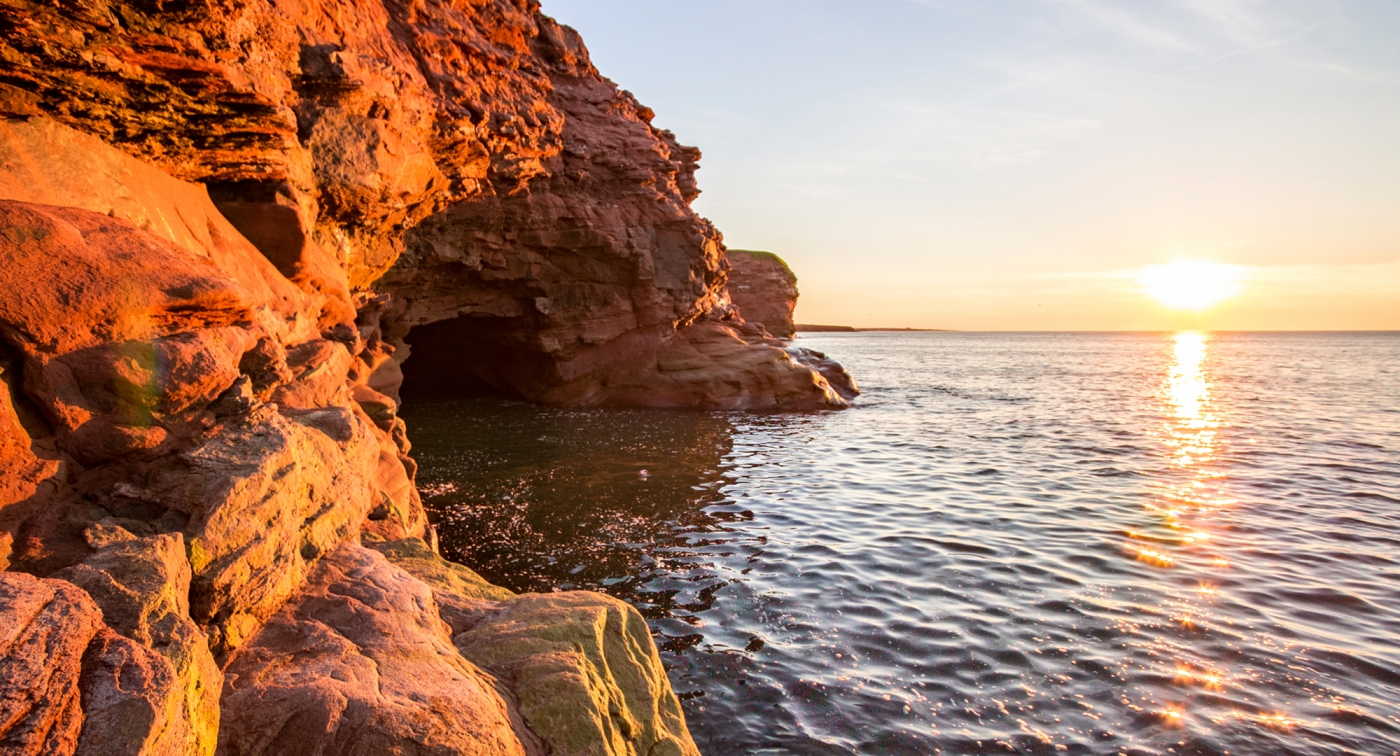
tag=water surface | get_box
[401,332,1400,755]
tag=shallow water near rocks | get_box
[400,332,1400,756]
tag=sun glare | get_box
[1138,260,1245,311]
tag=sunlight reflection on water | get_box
[404,332,1400,756]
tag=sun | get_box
[1137,260,1245,311]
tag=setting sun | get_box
[1138,260,1247,312]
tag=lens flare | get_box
[1137,260,1246,311]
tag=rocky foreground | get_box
[0,0,854,752]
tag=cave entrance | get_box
[397,315,538,403]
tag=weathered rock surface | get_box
[0,0,850,410]
[726,250,799,339]
[0,112,426,582]
[0,118,321,337]
[218,542,533,756]
[375,538,701,756]
[785,345,861,403]
[76,628,185,756]
[54,523,222,755]
[147,406,381,655]
[0,572,102,754]
[457,592,699,756]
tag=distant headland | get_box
[796,325,953,333]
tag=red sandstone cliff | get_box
[0,0,849,410]
[0,0,856,752]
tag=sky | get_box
[542,1,1400,330]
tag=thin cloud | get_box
[1046,0,1202,53]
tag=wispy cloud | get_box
[1048,0,1202,53]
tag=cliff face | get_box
[0,0,849,410]
[0,0,856,752]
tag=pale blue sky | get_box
[543,1,1400,329]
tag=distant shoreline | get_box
[795,325,953,333]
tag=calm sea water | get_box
[400,332,1400,756]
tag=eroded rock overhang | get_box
[0,0,853,411]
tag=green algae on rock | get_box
[375,538,701,756]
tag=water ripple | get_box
[403,331,1400,756]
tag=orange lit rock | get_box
[0,0,850,410]
[0,572,103,754]
[218,542,534,756]
[144,407,379,655]
[0,119,316,340]
[55,523,223,755]
[0,0,859,751]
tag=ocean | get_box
[399,331,1400,756]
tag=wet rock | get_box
[218,542,534,756]
[785,346,861,402]
[0,572,104,754]
[727,250,799,339]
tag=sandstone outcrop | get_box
[0,0,861,752]
[218,542,533,756]
[726,250,799,339]
[54,523,222,756]
[0,0,850,410]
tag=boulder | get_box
[456,593,699,756]
[54,523,222,756]
[76,628,182,756]
[0,572,104,755]
[217,542,535,756]
[145,408,380,655]
[376,539,701,756]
